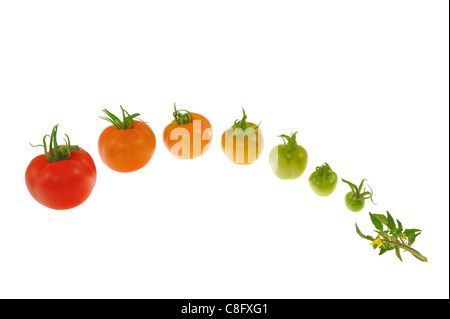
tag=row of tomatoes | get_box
[25,104,374,211]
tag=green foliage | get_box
[355,211,427,262]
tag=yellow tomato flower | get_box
[370,237,386,248]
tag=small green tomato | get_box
[308,163,338,197]
[342,178,376,212]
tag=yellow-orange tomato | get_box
[163,104,213,159]
[98,106,156,172]
[221,109,263,165]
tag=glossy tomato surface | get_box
[25,148,97,210]
[98,121,156,172]
[163,112,213,159]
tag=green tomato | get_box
[345,192,365,212]
[269,132,308,180]
[342,178,376,213]
[308,163,338,196]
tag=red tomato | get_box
[26,147,96,210]
[25,125,97,210]
[26,148,96,210]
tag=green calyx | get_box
[342,178,376,204]
[173,103,193,126]
[315,163,334,178]
[356,211,427,262]
[233,108,261,131]
[100,105,141,129]
[30,125,80,163]
[279,132,298,152]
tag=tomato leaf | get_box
[395,219,404,236]
[355,223,374,241]
[380,246,394,255]
[396,219,403,232]
[369,213,384,231]
[404,229,422,246]
[386,211,397,234]
[395,245,403,262]
[372,214,388,225]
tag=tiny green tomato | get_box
[342,178,376,212]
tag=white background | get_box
[0,1,448,299]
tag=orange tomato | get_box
[98,106,156,172]
[163,104,213,159]
[221,109,264,165]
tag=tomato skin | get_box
[345,192,365,212]
[309,170,338,197]
[163,112,213,159]
[25,148,97,210]
[221,122,264,165]
[98,121,156,172]
[269,144,308,180]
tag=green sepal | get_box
[279,132,299,152]
[100,105,141,129]
[172,103,193,126]
[30,125,80,163]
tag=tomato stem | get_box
[279,132,298,151]
[377,238,427,262]
[234,108,248,130]
[315,163,333,178]
[100,105,141,129]
[342,178,376,204]
[30,125,80,163]
[234,108,261,130]
[173,103,193,126]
